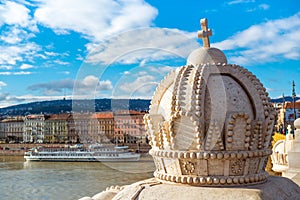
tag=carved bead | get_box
[239,177,245,184]
[220,178,226,184]
[210,153,216,159]
[190,152,196,159]
[171,176,176,182]
[230,153,236,158]
[227,137,233,143]
[179,152,184,158]
[213,177,219,184]
[173,152,178,158]
[226,178,233,184]
[227,131,233,136]
[248,152,254,158]
[197,152,203,159]
[244,177,250,183]
[193,177,199,184]
[184,152,189,159]
[224,153,230,159]
[242,152,248,158]
[233,177,239,184]
[181,176,187,183]
[206,177,212,184]
[163,151,168,157]
[166,175,171,181]
[237,152,243,159]
[203,152,210,159]
[217,153,223,159]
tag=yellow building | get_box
[44,114,71,143]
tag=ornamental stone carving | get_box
[144,19,276,187]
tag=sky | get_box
[0,0,299,108]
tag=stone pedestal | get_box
[283,119,300,185]
[110,177,300,200]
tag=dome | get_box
[144,18,276,186]
[187,47,227,65]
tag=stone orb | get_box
[187,47,227,65]
[294,118,300,129]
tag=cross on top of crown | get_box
[198,18,212,48]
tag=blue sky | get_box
[0,0,299,108]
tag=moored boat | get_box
[24,144,140,162]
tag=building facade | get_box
[114,110,147,144]
[0,111,146,144]
[44,114,71,143]
[90,112,114,143]
[0,116,24,143]
[23,115,48,143]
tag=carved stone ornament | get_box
[144,18,276,187]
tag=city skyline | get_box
[0,0,299,108]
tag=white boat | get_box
[24,144,140,162]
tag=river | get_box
[0,156,155,200]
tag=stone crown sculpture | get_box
[144,18,276,186]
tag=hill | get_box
[269,96,300,103]
[0,96,298,117]
[0,99,151,116]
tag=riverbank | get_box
[0,143,151,156]
[0,143,67,156]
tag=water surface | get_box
[0,156,155,200]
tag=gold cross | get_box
[198,18,212,48]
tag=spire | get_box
[292,81,296,120]
[198,18,212,48]
[292,81,296,99]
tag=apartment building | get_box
[24,114,48,143]
[0,116,24,143]
[114,110,147,144]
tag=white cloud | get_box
[258,4,269,10]
[148,66,175,74]
[0,72,11,75]
[214,12,300,65]
[0,92,28,107]
[86,28,198,65]
[44,51,59,56]
[0,42,41,65]
[32,1,200,65]
[0,1,31,27]
[227,0,255,5]
[118,75,157,96]
[59,71,70,75]
[28,76,113,96]
[0,27,35,44]
[54,60,69,65]
[247,3,270,12]
[0,71,33,75]
[34,0,158,41]
[20,63,34,69]
[0,81,7,89]
[14,71,32,75]
[0,65,12,70]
